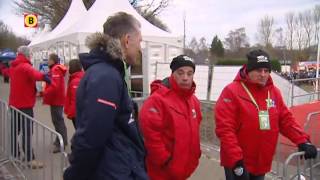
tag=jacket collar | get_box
[79,33,125,77]
[11,54,31,67]
[169,75,196,98]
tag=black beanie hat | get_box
[246,49,271,72]
[170,55,195,73]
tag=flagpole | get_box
[316,33,320,99]
[183,10,186,52]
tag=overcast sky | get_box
[160,0,320,45]
[0,0,320,45]
[0,0,38,37]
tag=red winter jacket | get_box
[64,71,84,119]
[9,53,45,108]
[43,64,67,106]
[215,65,309,175]
[140,75,202,180]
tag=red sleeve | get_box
[24,64,44,81]
[69,79,78,118]
[64,80,72,117]
[276,89,309,145]
[139,96,171,166]
[215,87,243,168]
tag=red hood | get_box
[150,75,196,97]
[234,65,274,88]
[52,64,67,76]
[70,71,84,80]
[150,79,164,94]
[10,54,31,67]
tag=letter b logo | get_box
[24,14,38,28]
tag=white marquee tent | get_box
[30,0,87,64]
[29,0,183,95]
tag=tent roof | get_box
[30,0,182,49]
[46,0,87,40]
[29,0,87,47]
[28,24,51,46]
[57,0,179,39]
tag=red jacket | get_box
[64,71,84,119]
[140,75,202,180]
[215,65,309,175]
[9,53,45,108]
[43,64,67,106]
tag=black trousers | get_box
[11,108,35,161]
[50,106,68,147]
[71,118,76,129]
[224,168,265,180]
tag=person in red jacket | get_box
[9,46,50,169]
[43,53,67,153]
[215,49,317,180]
[140,55,202,180]
[64,59,84,129]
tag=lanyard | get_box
[240,82,270,111]
[123,61,131,97]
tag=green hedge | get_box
[216,59,281,72]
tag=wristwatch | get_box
[234,166,244,176]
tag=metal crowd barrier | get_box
[199,101,220,154]
[0,99,68,180]
[305,111,320,147]
[282,150,320,180]
[268,110,320,179]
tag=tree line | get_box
[0,21,30,51]
[185,5,320,68]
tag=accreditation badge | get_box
[258,111,270,130]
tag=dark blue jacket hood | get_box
[79,47,125,78]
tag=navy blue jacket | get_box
[63,46,147,180]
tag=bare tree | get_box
[14,0,171,31]
[188,37,199,54]
[274,27,285,47]
[302,10,313,49]
[257,15,274,47]
[14,0,72,29]
[197,37,209,61]
[285,12,295,51]
[294,12,305,51]
[313,5,320,44]
[135,0,170,18]
[224,27,249,52]
[0,20,30,49]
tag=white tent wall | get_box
[142,41,183,94]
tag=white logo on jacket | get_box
[192,109,197,119]
[128,113,135,124]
